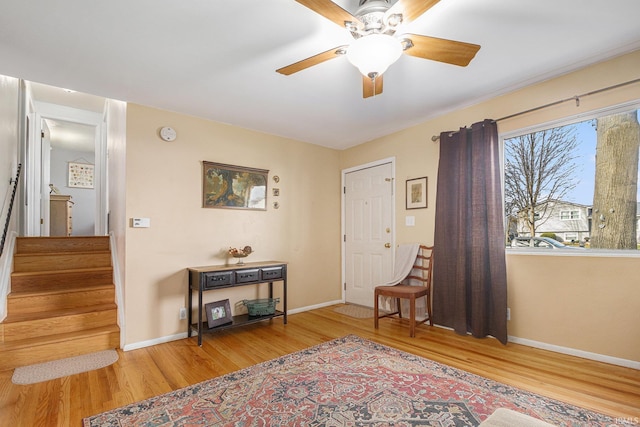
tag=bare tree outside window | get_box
[504,126,580,239]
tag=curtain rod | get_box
[430,77,640,142]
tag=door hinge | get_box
[41,130,45,138]
[344,282,346,290]
[40,218,44,224]
[343,186,346,194]
[343,234,346,242]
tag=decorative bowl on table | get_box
[228,246,253,264]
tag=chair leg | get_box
[409,295,416,337]
[374,291,379,330]
[426,292,433,326]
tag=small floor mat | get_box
[12,350,119,385]
[333,304,377,319]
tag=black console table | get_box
[187,261,287,346]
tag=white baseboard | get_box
[122,300,344,351]
[123,332,188,352]
[430,324,639,369]
[508,335,640,370]
[123,302,639,371]
[287,299,343,315]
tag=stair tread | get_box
[11,266,113,277]
[15,236,110,255]
[0,325,120,352]
[3,302,117,323]
[14,250,111,257]
[8,283,114,299]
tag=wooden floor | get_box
[1,304,638,426]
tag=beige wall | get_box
[341,50,640,362]
[124,104,342,345]
[507,254,639,361]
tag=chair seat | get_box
[375,285,428,298]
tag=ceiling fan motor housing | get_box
[351,0,402,38]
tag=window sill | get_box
[505,249,640,258]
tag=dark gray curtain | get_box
[432,119,508,344]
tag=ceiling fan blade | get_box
[276,46,347,75]
[295,0,362,28]
[386,0,440,23]
[402,34,480,67]
[363,75,383,98]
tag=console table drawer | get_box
[204,272,233,289]
[235,269,260,283]
[261,266,284,280]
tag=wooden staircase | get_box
[0,236,120,371]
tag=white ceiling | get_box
[2,0,640,150]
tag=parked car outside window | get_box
[509,236,583,250]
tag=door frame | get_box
[341,156,396,303]
[25,102,106,236]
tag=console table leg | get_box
[187,285,193,338]
[283,277,287,324]
[198,289,203,346]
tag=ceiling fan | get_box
[276,0,481,98]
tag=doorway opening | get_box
[24,82,108,237]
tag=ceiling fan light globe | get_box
[347,34,402,78]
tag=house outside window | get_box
[515,200,591,243]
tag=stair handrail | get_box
[1,163,22,257]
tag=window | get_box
[503,105,640,251]
[560,210,580,220]
[565,233,578,242]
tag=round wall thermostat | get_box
[159,126,177,142]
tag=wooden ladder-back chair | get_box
[374,245,433,337]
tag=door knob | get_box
[384,243,391,248]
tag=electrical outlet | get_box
[179,307,187,320]
[507,308,511,321]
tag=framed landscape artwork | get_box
[202,161,268,210]
[406,177,428,209]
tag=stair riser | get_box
[3,309,117,341]
[8,288,115,314]
[13,253,111,272]
[16,236,110,254]
[0,331,119,371]
[11,269,113,292]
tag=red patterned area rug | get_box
[83,335,630,426]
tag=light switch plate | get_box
[132,217,151,228]
[405,216,415,226]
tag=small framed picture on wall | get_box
[406,177,428,209]
[68,162,94,189]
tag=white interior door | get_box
[344,161,394,306]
